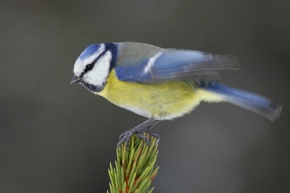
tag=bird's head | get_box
[71,43,117,92]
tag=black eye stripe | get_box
[80,56,100,78]
[81,50,108,77]
[80,43,117,79]
[84,63,94,72]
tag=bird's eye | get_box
[85,63,94,72]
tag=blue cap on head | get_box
[78,44,101,60]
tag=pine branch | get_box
[107,135,159,193]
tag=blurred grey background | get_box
[1,0,290,193]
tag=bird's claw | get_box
[117,130,134,148]
[136,133,150,146]
[147,130,160,145]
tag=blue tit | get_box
[71,42,282,146]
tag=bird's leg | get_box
[117,118,161,148]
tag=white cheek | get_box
[84,51,112,86]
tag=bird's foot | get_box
[117,126,160,148]
[117,118,161,148]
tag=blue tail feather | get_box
[199,80,282,121]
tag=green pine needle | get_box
[107,134,159,193]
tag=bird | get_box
[71,42,282,147]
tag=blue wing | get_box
[115,50,239,83]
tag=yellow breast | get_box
[97,71,224,120]
[96,70,206,120]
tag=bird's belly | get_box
[118,105,153,118]
[97,72,202,120]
